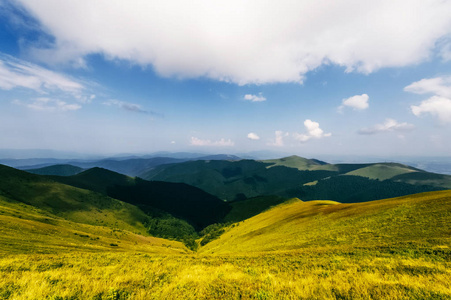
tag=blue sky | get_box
[1,0,451,158]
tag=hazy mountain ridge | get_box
[26,164,85,176]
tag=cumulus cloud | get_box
[404,76,451,98]
[406,76,451,123]
[268,131,288,147]
[293,120,331,142]
[103,99,148,113]
[247,132,260,140]
[358,118,415,135]
[244,94,266,102]
[0,53,83,93]
[12,1,451,84]
[338,94,369,112]
[190,137,234,147]
[411,96,451,123]
[12,97,81,112]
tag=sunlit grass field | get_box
[1,248,450,299]
[1,190,450,299]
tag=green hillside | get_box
[141,159,337,201]
[263,155,328,170]
[201,190,451,254]
[48,167,135,194]
[0,194,186,255]
[224,195,289,222]
[50,167,231,230]
[297,175,443,202]
[391,171,451,189]
[140,156,447,202]
[0,164,149,235]
[26,164,84,176]
[343,163,419,180]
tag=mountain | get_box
[140,155,447,202]
[26,164,85,176]
[70,157,187,176]
[263,155,328,170]
[49,167,231,229]
[0,164,150,235]
[200,190,451,254]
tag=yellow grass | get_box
[1,190,451,299]
[0,249,450,299]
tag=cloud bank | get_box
[406,76,451,123]
[12,97,81,112]
[13,0,451,84]
[190,137,234,147]
[0,53,83,93]
[358,119,414,135]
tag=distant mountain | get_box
[5,154,242,176]
[140,155,448,202]
[71,157,187,176]
[26,164,85,176]
[50,167,231,229]
[140,157,336,201]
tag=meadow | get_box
[0,247,450,299]
[1,169,450,299]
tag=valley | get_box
[0,155,450,299]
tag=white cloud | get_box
[244,94,266,102]
[411,96,451,123]
[247,132,260,140]
[12,97,81,112]
[0,53,83,93]
[103,99,147,113]
[190,137,234,147]
[338,94,369,112]
[406,76,451,123]
[404,76,451,98]
[13,1,451,84]
[439,40,451,61]
[268,131,288,147]
[293,119,331,142]
[358,118,415,135]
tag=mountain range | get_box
[1,155,450,298]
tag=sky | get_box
[1,0,451,158]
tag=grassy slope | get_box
[223,195,289,222]
[201,190,451,254]
[0,164,149,235]
[1,191,450,299]
[344,163,418,180]
[262,155,327,170]
[0,195,186,255]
